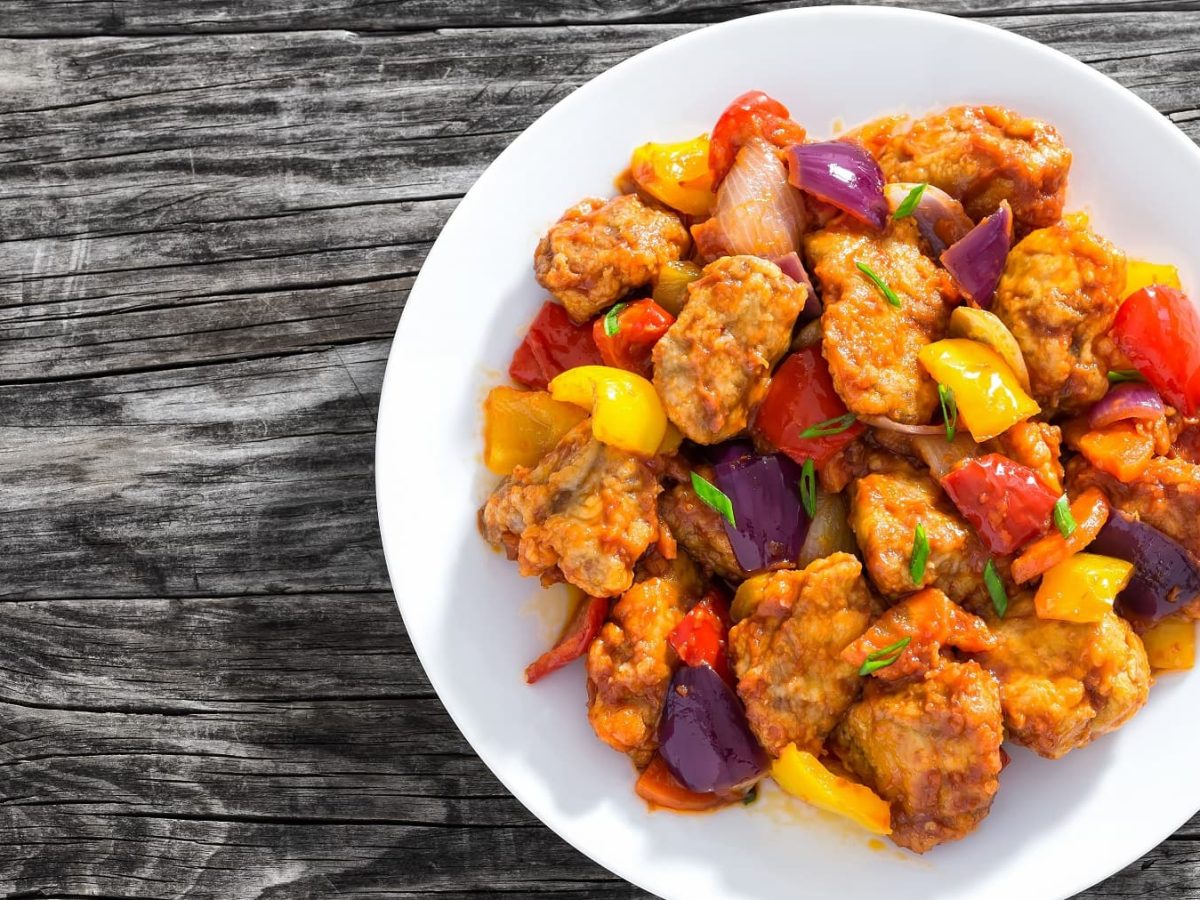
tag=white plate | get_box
[376,7,1200,899]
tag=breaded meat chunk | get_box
[832,660,1003,853]
[728,553,879,756]
[868,105,1071,235]
[586,555,703,766]
[653,255,807,444]
[659,480,743,581]
[848,454,990,606]
[992,213,1126,415]
[534,194,690,323]
[1068,454,1200,560]
[481,421,660,597]
[805,217,956,424]
[973,593,1150,759]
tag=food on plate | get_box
[478,90,1198,852]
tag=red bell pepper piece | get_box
[941,453,1059,555]
[1112,284,1200,416]
[524,594,608,684]
[752,346,865,469]
[635,754,728,812]
[508,301,603,391]
[709,90,807,186]
[592,299,675,378]
[668,589,735,687]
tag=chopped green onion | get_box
[691,471,735,527]
[799,458,817,519]
[938,384,957,443]
[984,559,1008,618]
[1053,495,1076,538]
[603,302,629,337]
[858,636,912,676]
[893,183,927,220]
[1107,369,1145,385]
[799,412,858,439]
[856,261,901,308]
[909,523,929,584]
[741,786,759,805]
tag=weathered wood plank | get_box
[2,16,1200,380]
[0,0,1198,36]
[0,341,389,599]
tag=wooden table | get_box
[1,1,1198,896]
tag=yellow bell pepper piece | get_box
[771,744,892,835]
[483,386,587,475]
[1125,259,1181,298]
[657,421,684,456]
[1034,552,1134,623]
[918,338,1040,442]
[549,365,668,457]
[1141,615,1196,670]
[630,135,714,217]
[652,260,703,317]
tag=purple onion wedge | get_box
[884,182,974,256]
[713,452,810,573]
[771,251,822,323]
[787,141,888,231]
[940,200,1013,308]
[1088,509,1200,624]
[659,663,767,795]
[1089,383,1165,429]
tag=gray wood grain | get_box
[1,2,1199,897]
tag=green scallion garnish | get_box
[893,183,927,220]
[938,384,957,443]
[1053,495,1076,538]
[691,471,735,527]
[856,261,901,308]
[858,636,912,676]
[799,412,858,440]
[984,559,1008,618]
[1107,369,1145,385]
[603,302,629,337]
[799,458,817,519]
[909,523,929,585]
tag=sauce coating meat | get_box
[653,255,807,443]
[864,105,1071,236]
[992,213,1126,415]
[805,217,957,424]
[481,420,661,597]
[586,554,703,766]
[831,660,1004,853]
[1068,454,1200,559]
[658,480,743,581]
[986,420,1064,493]
[848,454,990,607]
[973,594,1150,759]
[534,194,690,323]
[728,553,879,756]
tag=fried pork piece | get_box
[848,454,990,606]
[534,194,690,323]
[1173,421,1200,465]
[587,554,703,766]
[658,481,743,581]
[653,255,807,444]
[986,420,1064,493]
[842,588,996,683]
[728,553,879,756]
[831,660,1003,853]
[992,213,1126,415]
[805,217,957,424]
[1068,454,1200,559]
[973,594,1150,759]
[481,421,661,598]
[865,105,1071,235]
